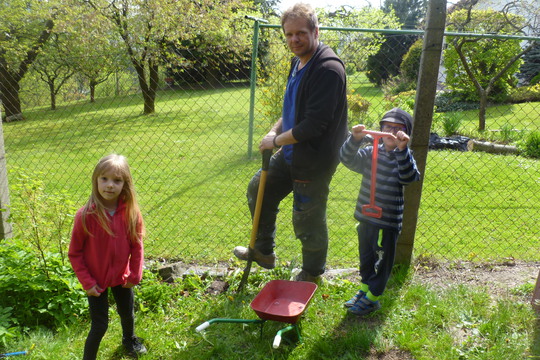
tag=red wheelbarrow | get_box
[196,280,317,348]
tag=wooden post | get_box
[396,0,447,265]
[533,269,540,313]
[0,103,13,240]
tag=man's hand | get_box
[259,132,276,152]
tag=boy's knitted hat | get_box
[380,108,414,135]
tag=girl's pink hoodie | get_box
[68,199,144,291]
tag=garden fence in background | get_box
[1,23,539,270]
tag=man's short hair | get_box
[281,3,318,32]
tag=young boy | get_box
[339,108,420,316]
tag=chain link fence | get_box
[1,24,539,269]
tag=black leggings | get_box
[83,285,135,360]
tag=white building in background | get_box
[473,0,538,36]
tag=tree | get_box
[518,41,540,85]
[445,8,534,130]
[382,0,426,29]
[318,6,401,73]
[31,34,75,110]
[0,1,57,121]
[84,0,254,115]
[365,0,426,86]
[56,6,127,103]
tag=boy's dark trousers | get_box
[83,285,135,360]
[357,221,399,297]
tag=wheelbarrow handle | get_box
[273,334,282,349]
[195,322,210,332]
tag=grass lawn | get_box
[3,265,537,359]
[3,76,539,266]
[2,74,539,360]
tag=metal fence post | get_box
[396,0,447,265]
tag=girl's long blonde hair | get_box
[81,154,145,243]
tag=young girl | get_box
[69,154,147,359]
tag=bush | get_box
[434,91,480,113]
[0,169,86,343]
[381,76,416,97]
[8,168,77,275]
[520,131,540,158]
[507,83,540,103]
[347,92,371,123]
[441,113,462,136]
[401,39,423,84]
[0,240,87,337]
[385,90,416,112]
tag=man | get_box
[234,2,348,283]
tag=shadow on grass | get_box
[185,283,300,359]
[303,264,414,360]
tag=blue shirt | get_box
[282,61,310,164]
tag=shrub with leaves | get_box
[8,167,76,277]
[347,91,371,124]
[508,83,540,103]
[0,168,86,342]
[520,131,540,158]
[0,239,87,338]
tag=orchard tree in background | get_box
[0,0,58,121]
[84,0,255,115]
[31,33,75,110]
[445,8,534,131]
[56,6,127,103]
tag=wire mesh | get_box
[1,26,539,270]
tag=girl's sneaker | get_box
[123,336,147,357]
[347,295,381,316]
[343,290,366,308]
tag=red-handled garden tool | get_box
[237,149,273,292]
[360,130,396,219]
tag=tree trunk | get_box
[0,70,24,121]
[467,139,518,154]
[0,18,54,121]
[533,269,540,312]
[133,61,156,114]
[90,80,96,103]
[49,82,56,110]
[478,89,488,131]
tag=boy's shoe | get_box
[294,270,322,285]
[347,295,381,316]
[123,336,147,357]
[233,246,276,269]
[343,290,366,308]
